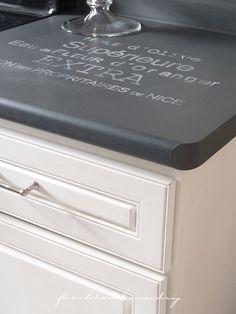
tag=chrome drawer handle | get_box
[0,181,39,197]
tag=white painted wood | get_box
[0,245,129,314]
[0,161,137,231]
[0,213,167,314]
[0,119,235,314]
[166,138,236,314]
[0,128,176,273]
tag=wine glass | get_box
[61,0,141,37]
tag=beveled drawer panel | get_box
[0,162,137,231]
[0,130,175,272]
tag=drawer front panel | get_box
[0,213,167,314]
[0,131,175,272]
[0,161,137,231]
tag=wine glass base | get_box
[62,16,141,38]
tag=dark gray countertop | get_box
[0,15,235,169]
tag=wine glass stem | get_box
[87,0,112,9]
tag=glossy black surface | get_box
[0,11,36,31]
[0,0,59,15]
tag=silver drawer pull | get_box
[0,181,39,197]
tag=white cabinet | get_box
[0,119,235,314]
[0,130,175,272]
[0,213,167,314]
[0,245,129,314]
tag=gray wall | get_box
[112,0,236,34]
[72,0,236,34]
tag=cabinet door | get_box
[0,244,129,314]
[0,213,167,314]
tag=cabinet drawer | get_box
[0,131,175,272]
[0,213,167,314]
